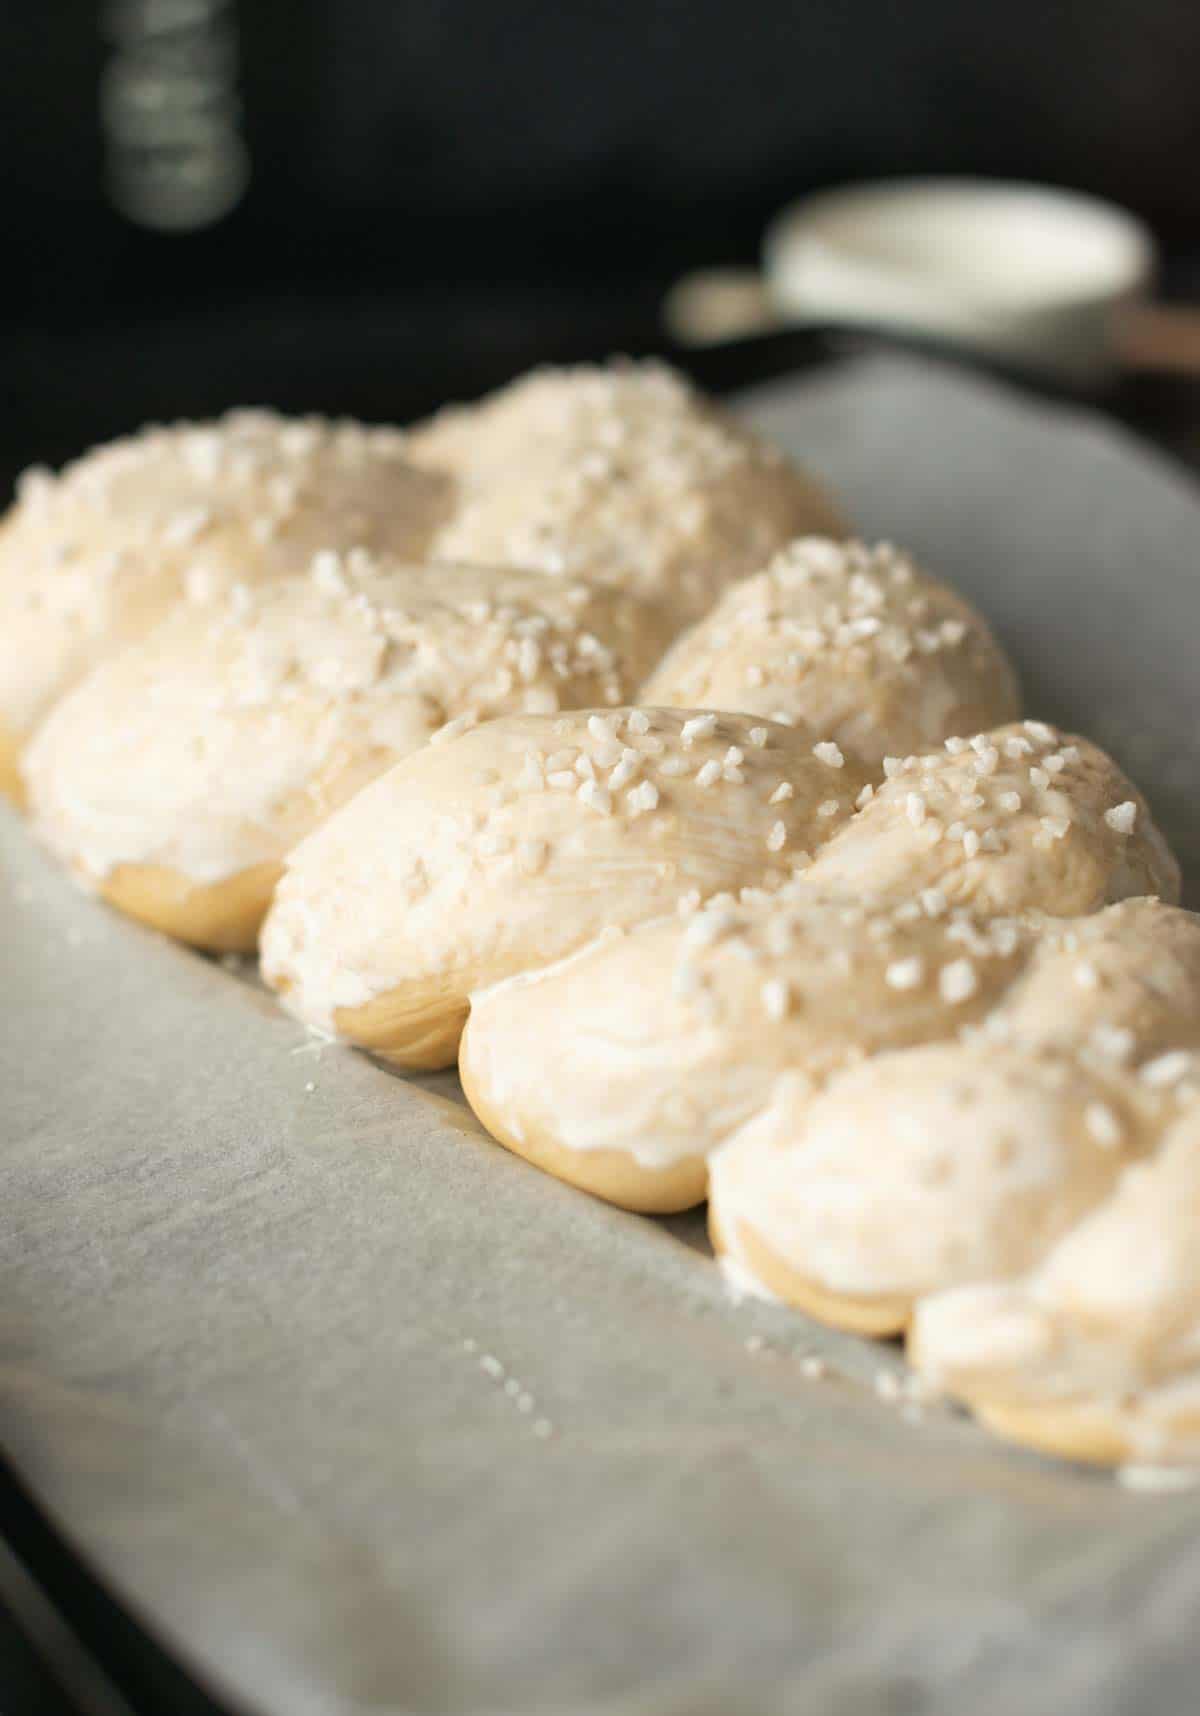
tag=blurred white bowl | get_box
[763,178,1156,382]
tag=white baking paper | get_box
[5,355,1200,1716]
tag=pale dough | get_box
[642,536,1020,763]
[261,708,871,1068]
[460,896,1029,1213]
[406,361,846,625]
[24,557,669,950]
[0,411,450,798]
[460,721,1177,1213]
[712,898,1200,1463]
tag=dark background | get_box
[3,3,1200,1710]
[4,0,1200,485]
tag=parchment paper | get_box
[5,356,1200,1716]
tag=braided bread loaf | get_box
[9,361,1196,1469]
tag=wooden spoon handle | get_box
[1117,304,1200,375]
